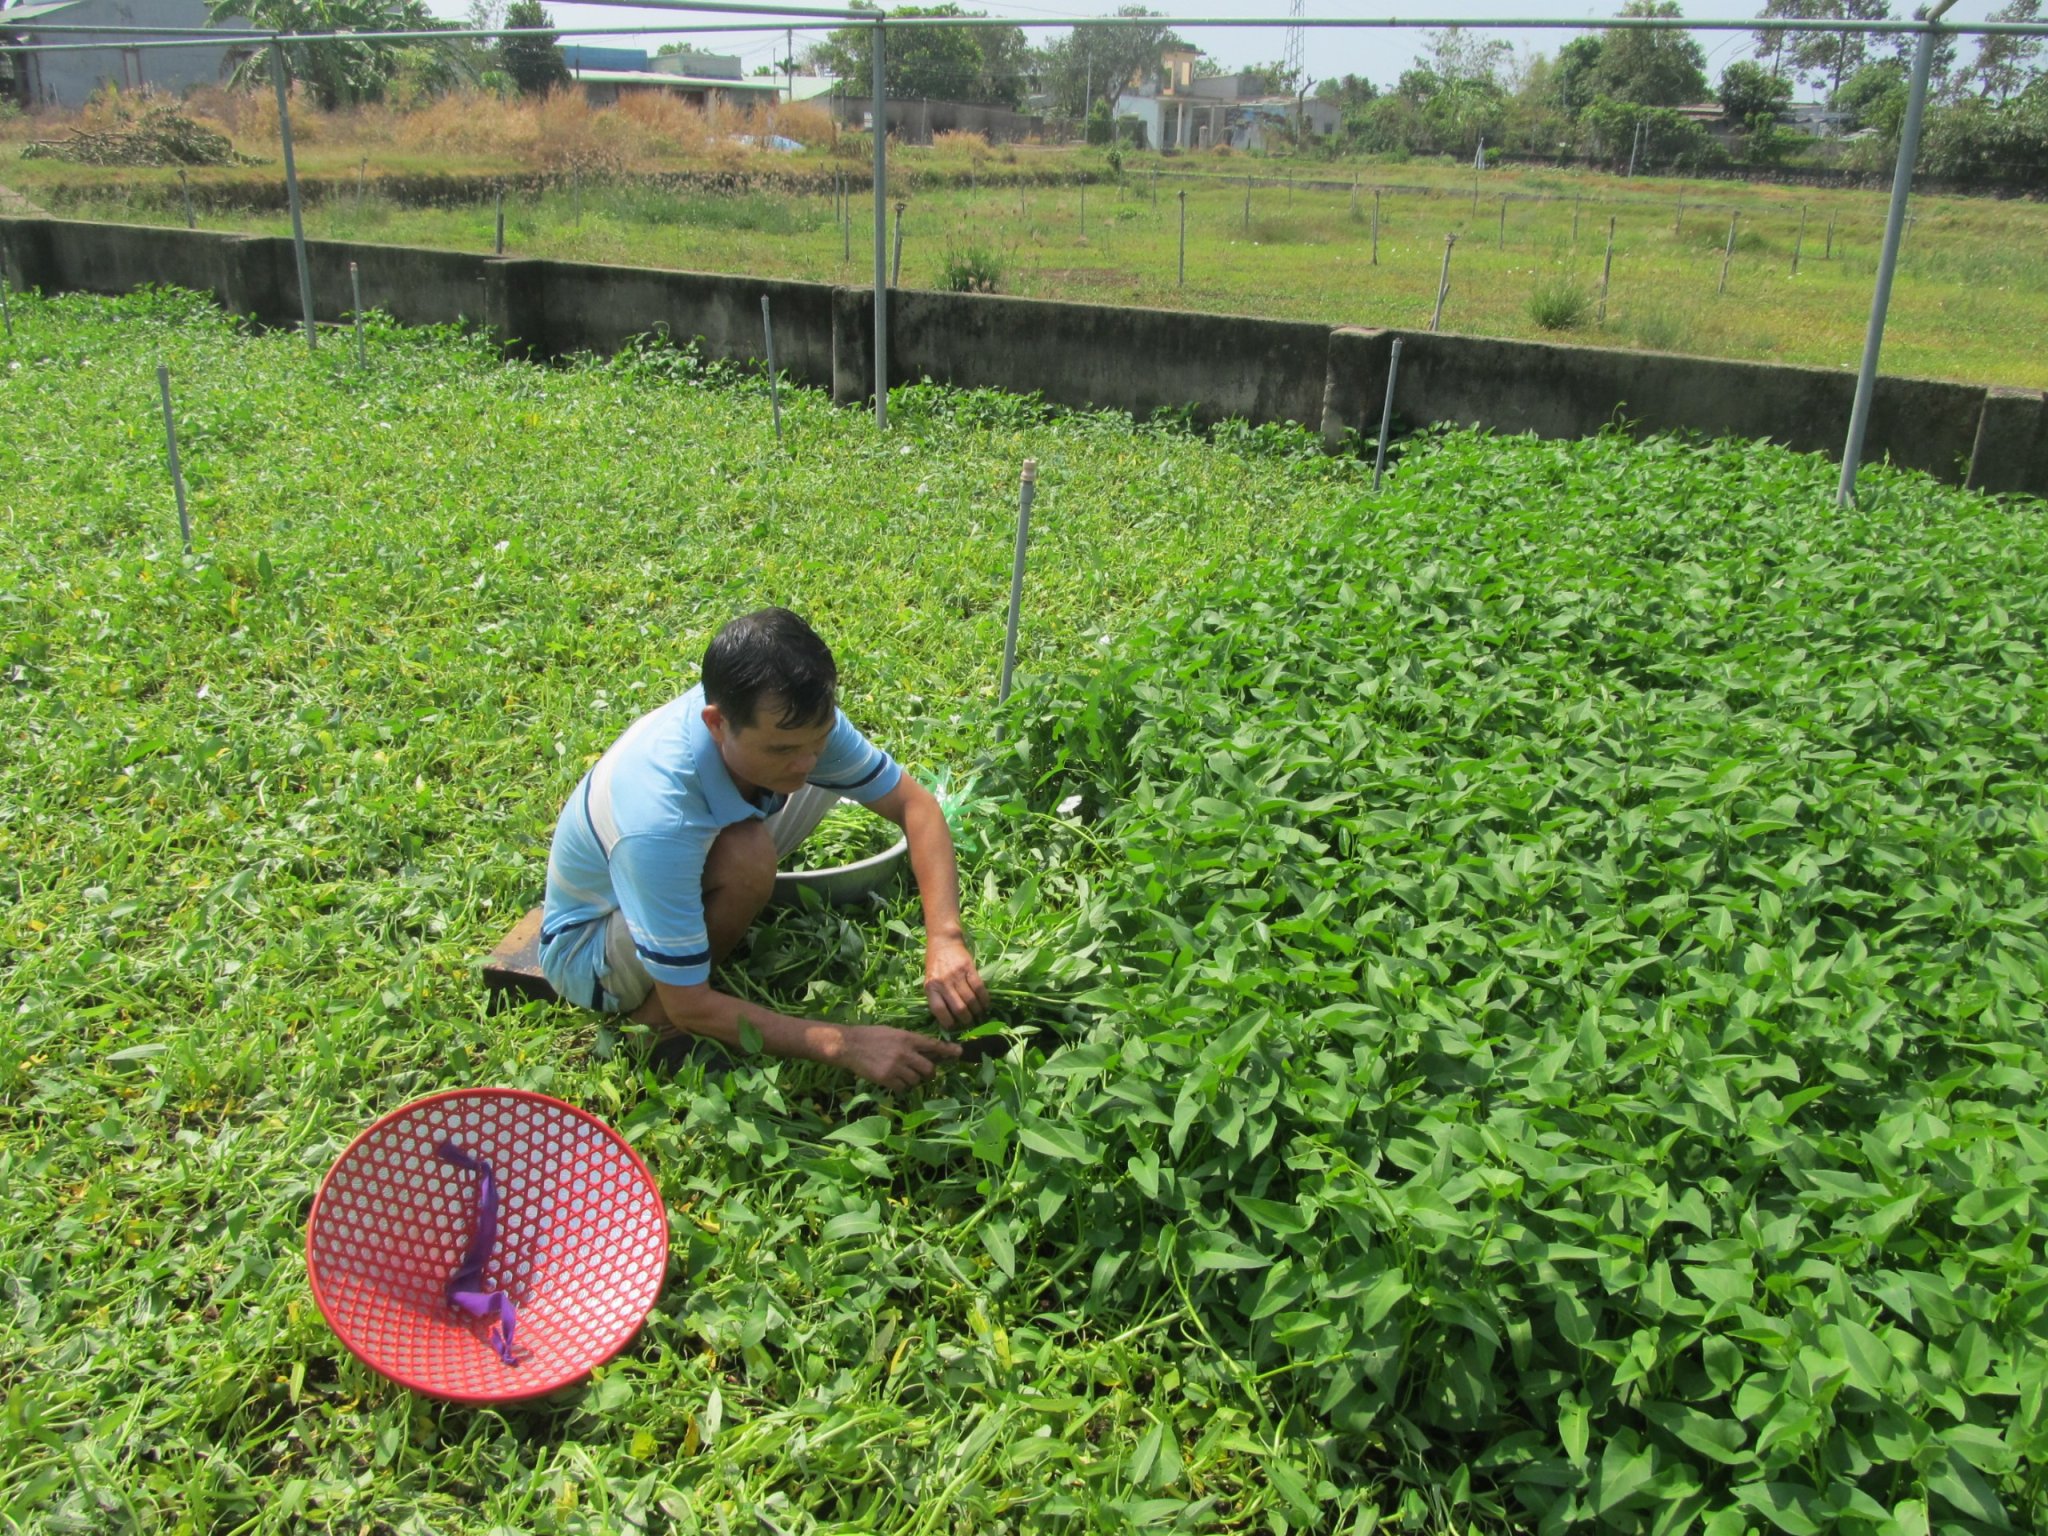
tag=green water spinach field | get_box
[2,288,2046,1534]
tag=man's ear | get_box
[701,703,726,743]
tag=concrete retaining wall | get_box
[3,215,2042,498]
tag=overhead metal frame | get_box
[6,1,2045,455]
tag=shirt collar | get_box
[683,684,769,823]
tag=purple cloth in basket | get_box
[436,1141,518,1365]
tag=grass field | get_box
[8,97,2048,389]
[4,287,2046,1534]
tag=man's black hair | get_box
[701,608,838,730]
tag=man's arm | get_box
[643,980,959,1093]
[864,776,993,1029]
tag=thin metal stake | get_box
[356,154,367,213]
[1177,189,1186,287]
[1,275,12,339]
[1373,337,1403,493]
[349,260,366,367]
[1573,190,1581,245]
[1372,188,1380,265]
[1350,174,1358,218]
[1675,194,1683,237]
[761,293,783,447]
[179,168,195,229]
[1719,210,1738,294]
[269,39,316,353]
[156,364,192,553]
[1792,204,1807,275]
[1243,174,1250,233]
[998,459,1038,714]
[1599,216,1616,323]
[495,185,505,255]
[1498,194,1506,251]
[1079,180,1085,233]
[1431,234,1457,332]
[892,199,906,285]
[574,168,582,225]
[1826,215,1836,260]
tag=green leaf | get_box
[1017,1121,1094,1162]
[1735,1480,1824,1536]
[979,1220,1016,1279]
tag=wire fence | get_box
[6,0,2048,497]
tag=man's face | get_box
[703,696,833,797]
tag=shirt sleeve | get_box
[806,709,903,805]
[606,832,713,988]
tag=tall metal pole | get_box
[1838,1,1953,509]
[269,39,316,353]
[871,17,888,431]
[998,460,1038,712]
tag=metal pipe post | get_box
[1626,119,1641,178]
[156,365,193,553]
[1792,204,1807,275]
[1839,3,1951,509]
[179,169,195,229]
[269,40,317,352]
[356,155,366,213]
[872,17,888,431]
[350,260,366,367]
[1431,234,1456,332]
[1599,216,1615,323]
[1,275,12,339]
[892,200,906,284]
[762,293,783,446]
[1372,188,1380,264]
[1350,174,1358,218]
[495,185,506,254]
[1718,210,1739,293]
[1373,337,1403,493]
[1825,215,1835,259]
[998,459,1038,712]
[1177,189,1186,287]
[1243,174,1250,232]
[1498,194,1506,250]
[1573,190,1581,245]
[1675,193,1683,236]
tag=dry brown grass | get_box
[3,84,837,169]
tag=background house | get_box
[563,44,779,110]
[1116,51,1338,152]
[2,0,245,109]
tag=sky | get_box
[429,0,2018,99]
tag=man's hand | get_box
[926,934,993,1030]
[837,1023,963,1093]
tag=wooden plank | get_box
[483,905,557,1011]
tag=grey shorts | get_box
[545,785,848,1015]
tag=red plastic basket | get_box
[307,1088,669,1404]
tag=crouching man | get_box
[538,608,988,1091]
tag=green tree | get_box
[1974,0,2043,103]
[1719,58,1793,118]
[1831,55,1906,131]
[1551,35,1608,116]
[500,0,568,98]
[1591,0,1709,106]
[208,0,462,109]
[810,3,1029,108]
[1315,73,1378,109]
[1036,7,1183,118]
[1755,0,1892,100]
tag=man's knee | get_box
[705,819,776,907]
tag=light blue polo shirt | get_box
[538,684,901,1006]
